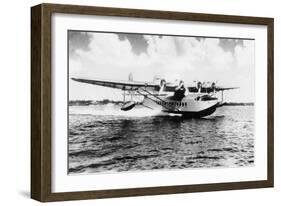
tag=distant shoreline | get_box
[69,100,254,106]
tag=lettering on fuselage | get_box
[155,101,188,107]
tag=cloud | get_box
[219,39,244,54]
[68,31,92,57]
[117,33,148,55]
[69,31,254,102]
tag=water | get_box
[68,104,254,174]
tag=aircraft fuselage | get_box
[143,94,218,118]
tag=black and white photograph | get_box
[68,30,255,175]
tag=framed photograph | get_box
[31,3,274,202]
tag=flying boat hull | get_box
[143,96,218,118]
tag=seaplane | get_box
[72,74,238,118]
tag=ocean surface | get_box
[68,104,255,174]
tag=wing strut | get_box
[136,88,179,112]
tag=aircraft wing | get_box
[215,87,239,91]
[71,77,164,91]
[72,77,238,92]
[187,86,238,93]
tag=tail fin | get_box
[128,73,133,81]
[153,75,161,83]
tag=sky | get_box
[69,31,255,103]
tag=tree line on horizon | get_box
[69,99,254,106]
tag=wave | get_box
[69,104,174,117]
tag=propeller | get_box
[197,81,202,89]
[158,79,166,95]
[210,81,218,93]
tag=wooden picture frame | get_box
[31,3,274,202]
